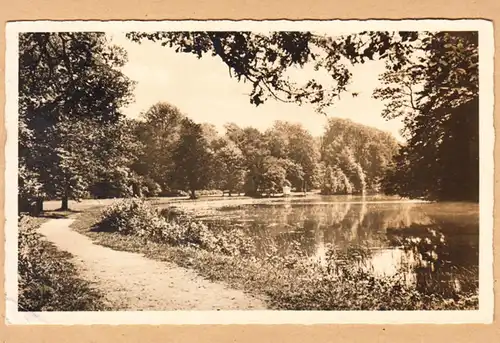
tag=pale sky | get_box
[109,32,405,141]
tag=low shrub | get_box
[195,189,224,197]
[18,216,106,311]
[95,198,255,256]
[96,197,164,235]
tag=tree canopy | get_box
[319,118,399,195]
[170,118,213,199]
[375,32,479,201]
[19,32,136,211]
[132,102,186,194]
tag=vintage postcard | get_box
[3,19,494,325]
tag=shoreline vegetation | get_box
[67,198,477,311]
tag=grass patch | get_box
[71,199,479,311]
[39,209,82,219]
[18,216,108,311]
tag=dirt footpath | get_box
[38,218,267,311]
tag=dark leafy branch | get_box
[379,31,479,201]
[126,31,422,113]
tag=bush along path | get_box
[38,217,267,310]
[18,216,107,311]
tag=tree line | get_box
[20,90,400,209]
[18,30,479,213]
[129,103,399,199]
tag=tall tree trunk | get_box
[61,196,69,211]
[36,197,44,215]
[189,189,196,199]
[19,197,30,214]
[61,179,70,211]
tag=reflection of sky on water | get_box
[168,195,479,297]
[312,241,418,286]
[369,249,415,277]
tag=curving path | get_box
[38,218,266,311]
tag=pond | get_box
[164,195,479,298]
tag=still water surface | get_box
[168,195,479,297]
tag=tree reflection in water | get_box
[195,197,479,298]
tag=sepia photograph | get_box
[4,20,494,324]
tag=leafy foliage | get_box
[223,124,272,196]
[88,119,144,198]
[28,117,142,208]
[19,32,134,126]
[39,118,101,204]
[18,32,136,210]
[320,164,353,195]
[261,243,477,310]
[264,121,319,191]
[210,138,246,195]
[20,30,479,207]
[130,104,324,198]
[96,198,255,256]
[18,216,106,311]
[259,157,288,195]
[18,163,44,213]
[170,118,214,199]
[377,32,479,201]
[131,102,186,193]
[320,118,399,194]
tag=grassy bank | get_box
[18,216,107,311]
[71,199,478,311]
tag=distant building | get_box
[283,185,291,196]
